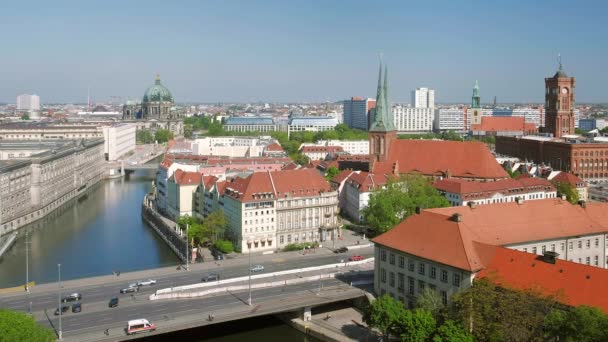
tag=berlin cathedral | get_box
[123,75,184,120]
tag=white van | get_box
[126,319,156,335]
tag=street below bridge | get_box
[0,246,374,341]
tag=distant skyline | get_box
[1,0,607,104]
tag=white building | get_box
[155,159,199,216]
[393,106,434,133]
[0,122,104,140]
[166,170,201,220]
[222,168,339,252]
[433,177,557,207]
[223,117,278,133]
[102,124,136,161]
[191,136,278,158]
[16,94,40,111]
[288,116,339,137]
[342,172,390,222]
[300,145,344,161]
[343,97,375,130]
[323,140,369,155]
[411,88,435,109]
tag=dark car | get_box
[202,273,220,282]
[109,297,119,308]
[54,305,69,315]
[334,247,348,254]
[72,302,82,313]
[62,293,82,302]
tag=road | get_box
[0,246,374,339]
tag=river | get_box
[0,169,315,341]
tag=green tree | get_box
[325,166,340,181]
[0,309,55,342]
[432,320,474,342]
[183,125,194,138]
[396,309,437,342]
[154,129,174,143]
[544,306,608,342]
[20,113,30,120]
[507,169,521,179]
[416,288,445,318]
[204,210,227,242]
[290,152,309,165]
[136,129,154,144]
[207,121,225,136]
[362,174,450,236]
[555,181,579,204]
[179,216,208,246]
[363,294,407,339]
[213,239,234,253]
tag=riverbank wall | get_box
[141,195,187,262]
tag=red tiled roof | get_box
[159,158,174,169]
[346,172,391,192]
[471,117,537,132]
[330,170,355,184]
[477,245,608,313]
[373,198,608,272]
[301,146,344,153]
[433,177,555,197]
[552,172,587,188]
[215,180,227,196]
[265,142,284,152]
[203,175,218,191]
[225,168,331,202]
[374,140,508,179]
[282,162,299,170]
[173,169,202,185]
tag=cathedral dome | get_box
[143,75,174,103]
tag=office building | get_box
[411,87,435,108]
[343,97,376,130]
[16,94,41,111]
[392,106,434,133]
[102,124,136,161]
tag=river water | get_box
[0,169,314,341]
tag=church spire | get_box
[472,80,481,108]
[370,59,395,132]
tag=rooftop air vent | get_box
[542,251,559,264]
[451,213,462,222]
[468,201,477,209]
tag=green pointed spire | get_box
[471,80,481,108]
[370,60,395,132]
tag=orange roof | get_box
[225,168,332,202]
[471,116,537,132]
[203,175,218,191]
[301,145,344,153]
[552,172,587,188]
[265,142,284,152]
[330,170,355,184]
[433,177,555,198]
[159,158,174,170]
[173,169,202,186]
[373,198,608,271]
[374,140,508,179]
[281,162,299,170]
[215,180,228,196]
[477,245,608,313]
[346,172,391,192]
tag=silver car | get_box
[250,265,264,272]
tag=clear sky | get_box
[1,0,607,104]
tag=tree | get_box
[20,113,30,120]
[363,294,407,339]
[325,166,340,181]
[545,306,608,341]
[154,129,174,143]
[395,309,437,342]
[204,210,227,242]
[213,239,234,254]
[432,320,474,342]
[183,125,194,138]
[136,129,154,144]
[416,288,445,317]
[555,181,579,204]
[0,309,55,342]
[362,174,450,236]
[179,216,208,246]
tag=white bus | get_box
[126,319,156,335]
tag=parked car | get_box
[349,255,364,261]
[136,279,157,286]
[214,253,225,261]
[62,293,82,302]
[109,297,119,308]
[202,273,220,282]
[334,247,348,254]
[250,264,264,272]
[54,305,69,315]
[72,302,82,313]
[120,286,137,294]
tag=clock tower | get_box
[470,80,482,126]
[544,56,575,138]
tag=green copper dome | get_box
[143,74,174,103]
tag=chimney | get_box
[542,251,559,264]
[467,201,477,209]
[415,207,422,215]
[579,200,587,208]
[515,197,524,205]
[561,194,567,201]
[451,213,462,222]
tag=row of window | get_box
[521,237,606,255]
[380,267,460,290]
[380,250,462,286]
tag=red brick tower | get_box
[544,56,575,138]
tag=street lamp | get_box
[25,231,31,314]
[248,243,252,306]
[57,263,62,340]
[185,224,189,271]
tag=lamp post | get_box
[185,224,189,271]
[248,243,252,306]
[57,263,62,340]
[25,231,31,314]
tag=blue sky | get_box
[1,0,607,104]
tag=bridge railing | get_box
[154,258,374,296]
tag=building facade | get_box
[343,97,376,130]
[0,122,104,140]
[16,94,40,111]
[223,117,278,133]
[411,87,435,109]
[544,60,575,138]
[342,172,389,222]
[102,124,136,161]
[392,106,434,133]
[288,116,339,137]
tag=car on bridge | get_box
[202,273,220,282]
[136,279,157,286]
[62,293,82,302]
[334,247,348,254]
[72,302,82,313]
[250,264,265,273]
[126,318,156,336]
[54,305,69,315]
[120,286,138,294]
[349,255,364,261]
[109,297,119,308]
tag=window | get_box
[408,277,415,295]
[418,263,425,275]
[399,256,405,268]
[578,241,582,249]
[380,268,386,283]
[569,241,573,250]
[418,280,425,293]
[440,291,448,305]
[441,270,448,283]
[389,272,395,287]
[586,240,591,249]
[381,250,387,261]
[389,253,395,265]
[595,238,600,247]
[398,273,404,292]
[452,273,461,287]
[541,245,546,253]
[586,257,591,265]
[430,267,436,279]
[551,244,555,252]
[408,261,415,272]
[595,255,599,266]
[532,247,537,254]
[560,243,565,251]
